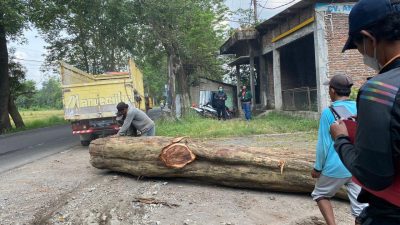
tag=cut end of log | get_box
[160,139,196,169]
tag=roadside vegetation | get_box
[156,112,319,138]
[7,109,66,134]
[2,75,66,134]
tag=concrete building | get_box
[220,0,374,118]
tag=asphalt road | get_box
[0,125,79,173]
[0,108,161,174]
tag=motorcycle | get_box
[191,103,233,119]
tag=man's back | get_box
[128,107,154,131]
[316,100,357,178]
[118,107,154,135]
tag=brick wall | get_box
[325,13,375,88]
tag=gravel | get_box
[0,133,354,225]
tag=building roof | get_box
[199,77,236,88]
[228,56,250,67]
[256,0,357,34]
[219,0,358,63]
[219,28,259,55]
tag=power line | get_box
[258,0,269,15]
[12,57,46,63]
[225,19,253,24]
[11,46,46,53]
[258,0,296,10]
[0,57,49,64]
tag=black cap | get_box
[323,74,354,90]
[342,0,400,52]
[116,102,128,115]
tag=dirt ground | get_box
[0,133,356,225]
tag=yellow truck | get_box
[60,59,146,146]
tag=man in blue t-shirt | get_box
[311,74,368,225]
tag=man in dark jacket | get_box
[330,0,400,224]
[214,86,227,120]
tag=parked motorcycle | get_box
[191,103,233,119]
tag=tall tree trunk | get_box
[167,49,190,117]
[176,70,190,115]
[0,21,11,134]
[8,95,25,128]
[167,54,176,117]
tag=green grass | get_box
[6,109,67,134]
[156,112,319,138]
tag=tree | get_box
[141,55,168,102]
[14,80,36,109]
[133,0,227,117]
[8,53,31,128]
[32,0,228,118]
[35,77,62,109]
[0,0,28,133]
[31,0,139,74]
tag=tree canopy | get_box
[31,0,138,74]
[30,0,228,115]
[131,0,228,115]
[0,0,230,133]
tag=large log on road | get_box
[89,136,347,199]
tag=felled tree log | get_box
[89,136,347,199]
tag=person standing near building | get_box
[239,85,252,121]
[331,0,400,224]
[214,86,227,120]
[116,102,155,136]
[311,75,367,225]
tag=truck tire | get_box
[81,140,91,146]
[80,134,92,146]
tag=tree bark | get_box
[0,21,11,134]
[89,136,347,199]
[176,68,190,115]
[151,19,190,118]
[167,49,190,117]
[167,54,176,117]
[8,95,25,128]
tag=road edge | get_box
[0,124,71,139]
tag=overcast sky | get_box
[10,0,299,88]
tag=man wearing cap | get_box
[330,0,400,224]
[311,75,367,225]
[116,102,155,136]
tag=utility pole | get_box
[253,0,258,23]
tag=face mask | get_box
[219,89,223,92]
[362,39,381,72]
